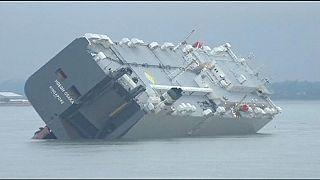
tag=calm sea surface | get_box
[0,100,319,178]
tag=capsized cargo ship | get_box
[25,32,282,140]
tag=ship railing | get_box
[150,84,212,96]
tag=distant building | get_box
[0,92,30,106]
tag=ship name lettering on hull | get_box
[49,80,75,105]
[49,86,64,104]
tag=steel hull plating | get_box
[45,113,272,140]
[122,115,272,139]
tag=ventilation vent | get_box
[68,86,81,100]
[55,68,67,81]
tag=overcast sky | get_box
[0,1,319,82]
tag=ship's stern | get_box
[25,37,146,139]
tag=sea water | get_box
[0,100,319,178]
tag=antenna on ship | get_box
[173,29,196,51]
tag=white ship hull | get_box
[122,114,272,139]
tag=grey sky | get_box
[0,1,319,82]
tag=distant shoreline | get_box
[0,102,31,106]
[272,99,320,101]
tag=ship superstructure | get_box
[25,32,281,139]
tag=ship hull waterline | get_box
[39,113,272,140]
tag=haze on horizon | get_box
[0,1,319,83]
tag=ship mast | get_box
[173,29,195,51]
